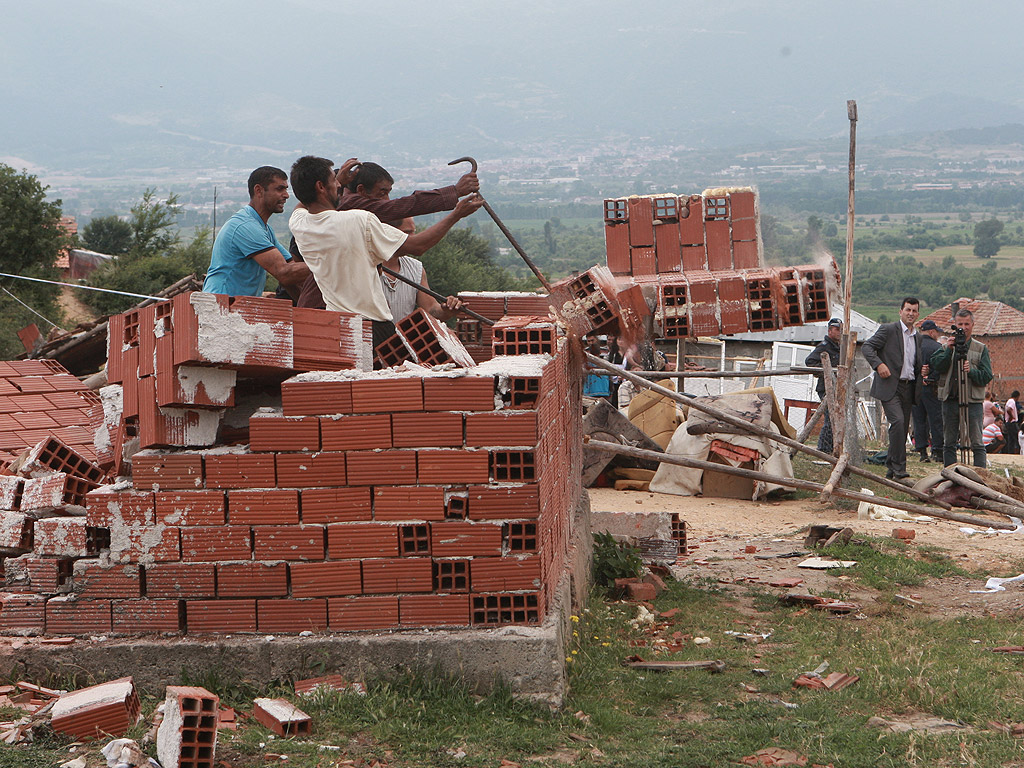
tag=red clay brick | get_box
[113,599,181,634]
[228,489,300,525]
[108,527,181,565]
[350,378,423,413]
[145,563,216,598]
[248,416,320,453]
[326,523,399,559]
[257,598,328,633]
[320,414,392,451]
[361,558,433,594]
[85,489,156,527]
[391,413,464,448]
[328,596,399,631]
[187,599,257,633]
[372,486,446,521]
[465,412,538,447]
[289,561,361,597]
[203,454,276,489]
[281,379,352,416]
[73,562,142,599]
[467,484,540,520]
[431,522,503,557]
[155,490,226,526]
[346,451,416,486]
[217,562,288,598]
[422,377,495,412]
[180,526,251,562]
[46,598,112,635]
[252,525,325,561]
[300,487,372,524]
[275,452,347,488]
[417,450,490,484]
[399,594,471,627]
[0,593,46,634]
[470,557,541,592]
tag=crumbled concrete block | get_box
[50,676,141,741]
[157,685,219,768]
[252,697,311,737]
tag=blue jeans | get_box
[941,399,985,467]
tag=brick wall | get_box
[979,334,1024,398]
[0,294,582,636]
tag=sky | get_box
[2,0,1023,171]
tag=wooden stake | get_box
[843,100,857,345]
[584,351,951,509]
[794,402,827,447]
[820,452,849,503]
[585,438,1016,531]
[940,467,1024,511]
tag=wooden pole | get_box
[820,453,849,503]
[585,438,1016,531]
[584,351,951,508]
[589,368,806,380]
[941,467,1024,511]
[794,401,827,446]
[842,100,857,351]
[971,498,1024,518]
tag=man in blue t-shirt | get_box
[203,166,311,296]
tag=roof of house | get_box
[920,298,1024,336]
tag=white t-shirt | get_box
[289,207,407,321]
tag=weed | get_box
[592,531,643,587]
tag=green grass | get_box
[9,571,1024,766]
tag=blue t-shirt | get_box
[203,205,291,296]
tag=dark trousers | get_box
[942,399,985,468]
[817,406,834,454]
[1007,422,1020,454]
[881,379,915,476]
[912,384,943,458]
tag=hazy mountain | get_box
[3,0,1024,174]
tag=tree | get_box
[419,228,529,299]
[0,164,67,358]
[973,218,1004,258]
[81,215,133,255]
[127,190,182,260]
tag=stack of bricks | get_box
[599,186,837,339]
[603,188,762,277]
[454,292,552,363]
[0,360,100,467]
[101,292,371,467]
[653,264,834,339]
[0,291,582,636]
[375,308,478,369]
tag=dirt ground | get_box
[590,479,1024,620]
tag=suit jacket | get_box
[861,321,924,403]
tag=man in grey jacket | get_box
[862,298,925,481]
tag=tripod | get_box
[955,346,971,465]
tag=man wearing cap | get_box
[804,318,842,454]
[911,319,944,462]
[862,297,925,481]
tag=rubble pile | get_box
[0,292,583,636]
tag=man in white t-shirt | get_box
[288,155,483,351]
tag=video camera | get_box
[950,301,968,357]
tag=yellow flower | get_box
[571,615,580,623]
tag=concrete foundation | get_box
[0,494,592,708]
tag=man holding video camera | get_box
[931,307,993,468]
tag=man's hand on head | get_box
[455,172,480,196]
[336,158,360,188]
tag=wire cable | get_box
[0,286,59,329]
[0,271,161,300]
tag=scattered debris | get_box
[867,714,968,734]
[988,721,1024,736]
[295,674,366,697]
[726,630,773,643]
[740,747,810,766]
[797,557,856,569]
[100,738,156,767]
[893,594,923,607]
[157,685,218,768]
[891,528,916,541]
[768,578,804,588]
[992,646,1024,654]
[803,525,853,548]
[625,658,725,673]
[50,677,141,741]
[971,573,1024,593]
[253,697,312,737]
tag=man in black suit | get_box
[862,297,925,481]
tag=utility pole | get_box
[212,186,218,237]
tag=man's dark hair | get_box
[248,166,287,197]
[1012,390,1020,399]
[955,308,974,320]
[290,156,334,205]
[900,297,920,309]
[348,162,393,194]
